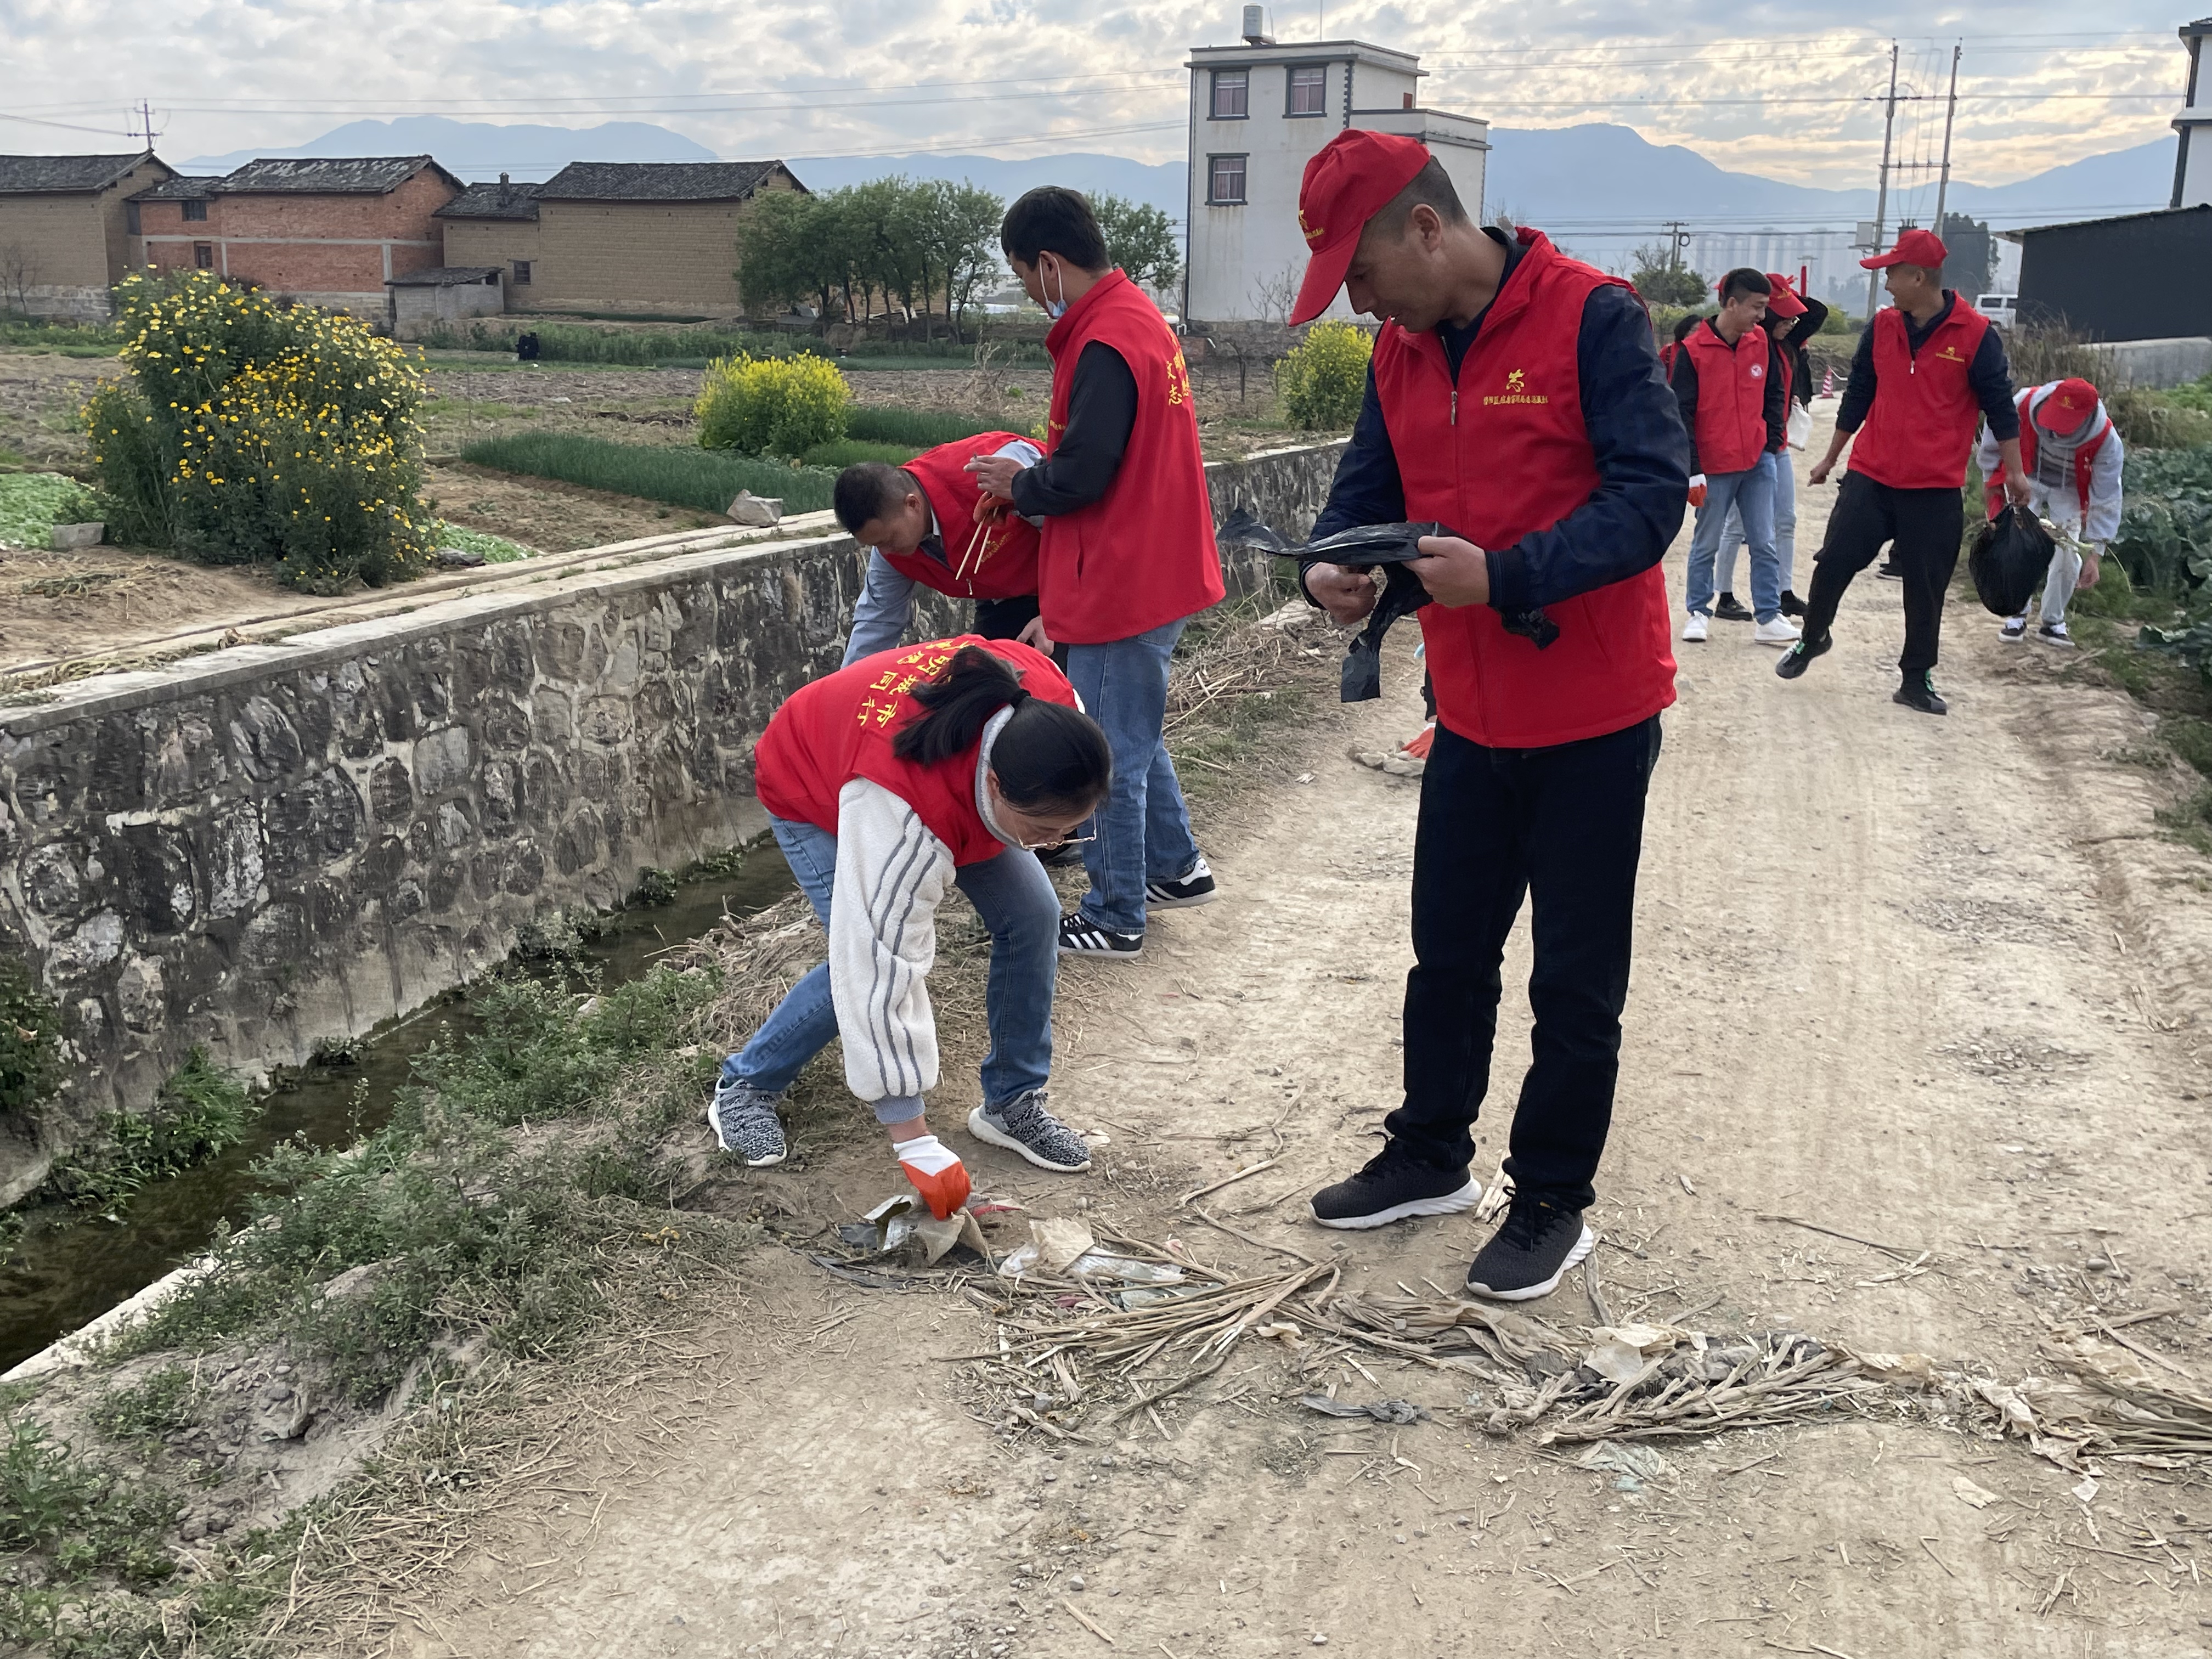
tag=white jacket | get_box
[1975,382,2124,545]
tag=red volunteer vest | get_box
[1983,386,2111,518]
[879,433,1040,602]
[1037,270,1224,645]
[753,636,1078,867]
[1679,318,1771,476]
[1847,296,1993,490]
[1370,229,1677,750]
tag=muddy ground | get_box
[266,424,2212,1659]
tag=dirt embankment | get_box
[245,428,2212,1659]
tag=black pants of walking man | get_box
[1799,471,1967,677]
[1384,715,1663,1211]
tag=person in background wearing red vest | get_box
[1671,269,1799,647]
[1289,131,1689,1302]
[707,640,1110,1211]
[1777,228,2029,714]
[1976,377,2121,647]
[834,433,1048,665]
[1713,278,1826,622]
[966,188,1227,960]
[1658,310,1702,376]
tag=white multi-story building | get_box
[1183,12,1489,325]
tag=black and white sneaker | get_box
[1145,856,1218,911]
[1877,561,1902,582]
[707,1077,787,1167]
[2035,619,2073,648]
[968,1090,1092,1173]
[1893,672,1948,716]
[1464,1192,1595,1302]
[1310,1139,1481,1231]
[1059,913,1142,957]
[1712,592,1754,623]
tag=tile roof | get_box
[535,160,791,202]
[134,174,222,201]
[434,180,545,221]
[215,155,458,194]
[386,266,505,286]
[0,153,164,195]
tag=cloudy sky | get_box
[0,0,2193,188]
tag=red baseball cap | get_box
[1763,274,1808,318]
[2037,377,2101,435]
[1860,227,1948,270]
[1290,129,1432,326]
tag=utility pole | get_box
[1932,43,1961,242]
[133,101,157,152]
[1864,42,1900,324]
[1662,219,1691,271]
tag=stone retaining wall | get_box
[0,440,1345,1203]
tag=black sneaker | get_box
[1893,672,1948,715]
[1877,561,1902,581]
[968,1089,1092,1173]
[1712,592,1754,622]
[1310,1139,1480,1231]
[1773,630,1831,680]
[1059,913,1142,957]
[1779,589,1807,618]
[1464,1192,1595,1301]
[1145,855,1217,911]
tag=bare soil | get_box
[298,425,2212,1659]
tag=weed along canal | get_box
[0,856,794,1375]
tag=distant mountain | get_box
[181,116,718,180]
[1945,139,2179,224]
[786,151,1183,216]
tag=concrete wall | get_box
[392,278,506,338]
[0,439,1344,1205]
[2084,336,2212,391]
[0,194,115,303]
[524,182,799,315]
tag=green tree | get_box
[1937,212,1996,299]
[924,179,1007,338]
[1092,193,1181,295]
[1629,242,1709,308]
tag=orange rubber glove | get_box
[1687,473,1708,510]
[893,1133,972,1220]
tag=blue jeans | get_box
[718,815,1061,1120]
[1684,455,1781,623]
[1718,448,1797,596]
[1063,619,1203,935]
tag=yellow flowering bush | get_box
[1274,319,1374,431]
[83,270,435,591]
[695,350,849,458]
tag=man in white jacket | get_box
[1976,376,2124,647]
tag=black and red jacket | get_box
[1839,293,2017,490]
[1669,318,1785,475]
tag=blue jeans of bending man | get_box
[1062,617,1204,936]
[1684,453,1782,623]
[1718,447,1796,597]
[717,815,1060,1122]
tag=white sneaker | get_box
[2000,615,2028,642]
[1681,612,1709,643]
[1753,615,1802,646]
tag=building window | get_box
[1288,65,1327,116]
[1207,155,1248,206]
[511,259,532,286]
[193,243,213,269]
[125,202,140,234]
[182,199,208,222]
[1210,69,1249,120]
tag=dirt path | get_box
[339,422,2212,1657]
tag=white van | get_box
[1974,293,2019,330]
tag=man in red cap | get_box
[1777,227,2029,713]
[1290,128,1690,1304]
[1976,376,2122,646]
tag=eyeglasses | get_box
[1017,833,1096,852]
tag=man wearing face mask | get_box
[967,187,1226,960]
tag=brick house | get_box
[436,160,804,317]
[131,156,464,321]
[0,153,177,319]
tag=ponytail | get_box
[893,645,1112,815]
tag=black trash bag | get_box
[1967,505,2057,618]
[1217,509,1558,703]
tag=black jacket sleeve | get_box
[1671,342,1702,476]
[1008,341,1137,517]
[1763,334,1788,451]
[1836,325,1879,435]
[1972,326,2021,441]
[1485,285,1691,613]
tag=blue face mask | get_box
[1041,260,1068,320]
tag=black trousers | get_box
[1385,714,1662,1210]
[1801,471,1966,678]
[973,594,1041,640]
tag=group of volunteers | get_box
[698,136,2123,1306]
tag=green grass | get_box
[0,473,98,550]
[38,1050,254,1215]
[430,522,538,563]
[0,317,121,354]
[459,431,834,515]
[414,320,1048,370]
[845,407,1017,448]
[800,438,921,469]
[87,1367,205,1449]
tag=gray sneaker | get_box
[967,1090,1092,1173]
[707,1077,787,1167]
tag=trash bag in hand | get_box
[1967,506,2057,618]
